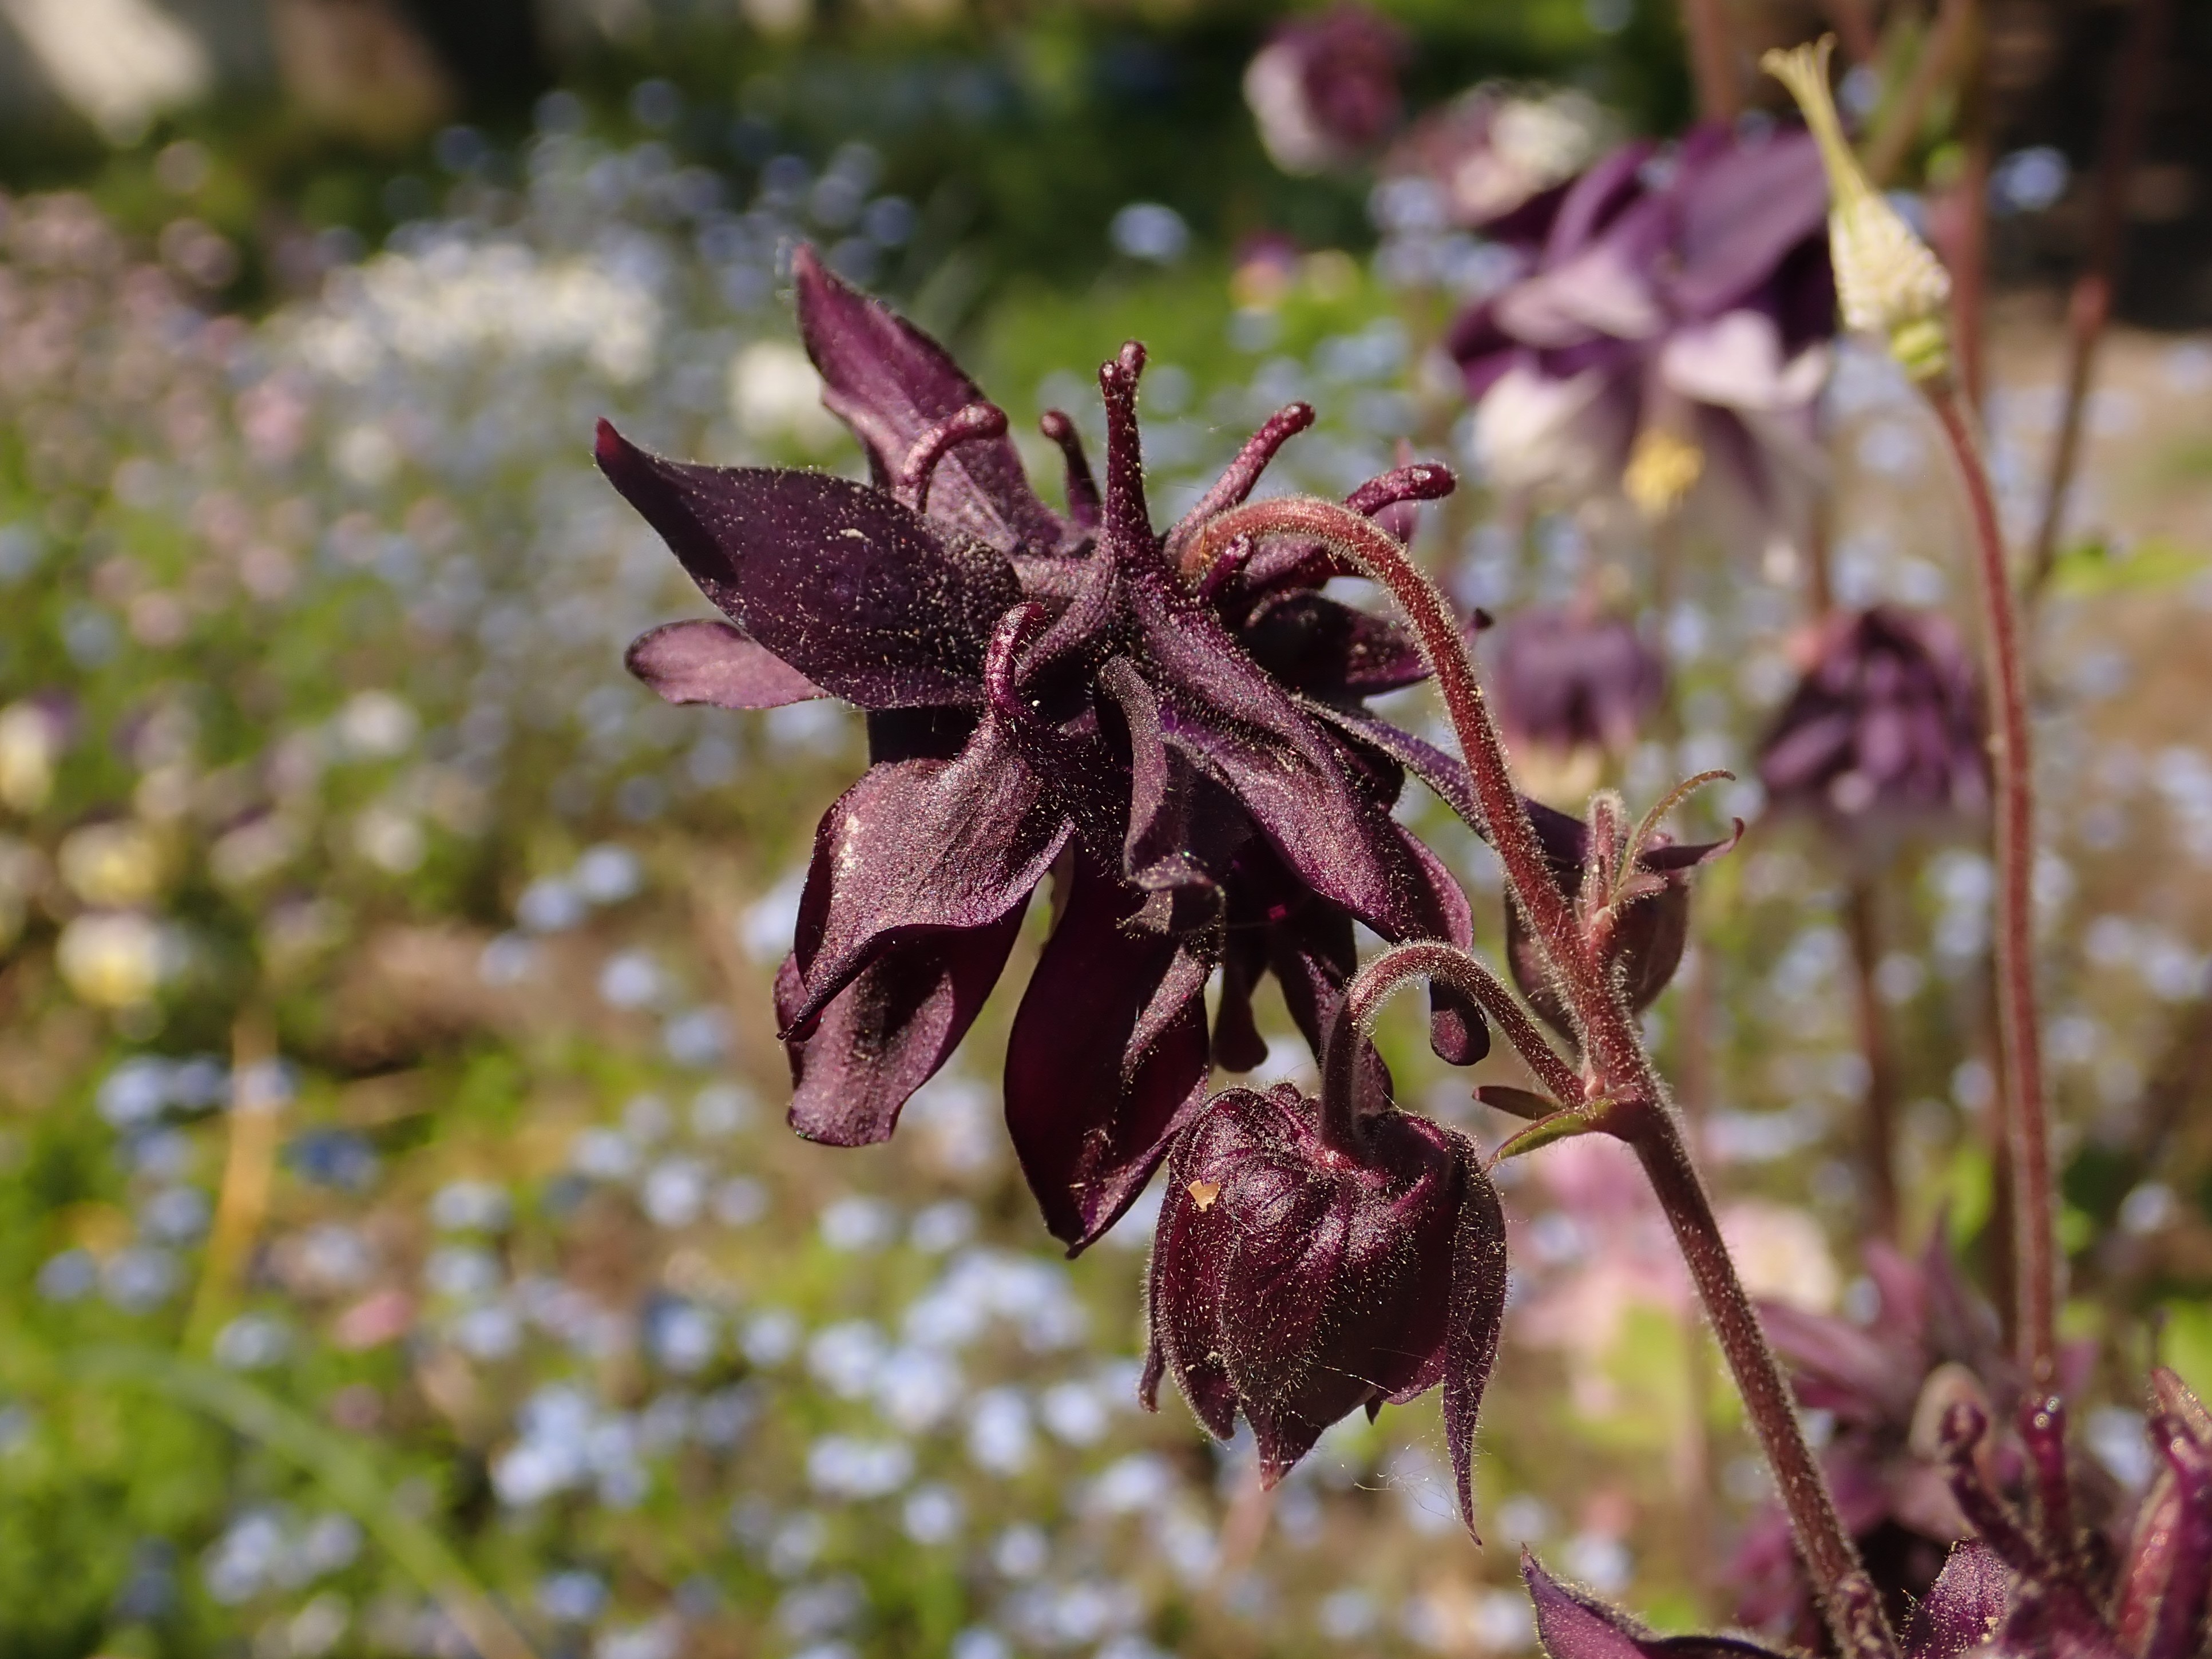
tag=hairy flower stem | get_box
[1926,383,2056,1388]
[1633,1114,1889,1654]
[1336,940,1585,1110]
[1680,0,1742,124]
[1186,497,1899,1659]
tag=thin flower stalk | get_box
[1337,940,1584,1109]
[1181,499,1620,1076]
[1184,494,1899,1659]
[1769,18,2062,1395]
[1680,0,1742,125]
[1927,382,2056,1386]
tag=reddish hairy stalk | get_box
[1823,0,1878,66]
[1184,496,1900,1659]
[1926,382,2056,1387]
[1680,0,1742,124]
[1182,498,1611,1065]
[1339,940,1587,1109]
[1636,1119,1892,1659]
[2028,0,2173,593]
[1949,132,1992,409]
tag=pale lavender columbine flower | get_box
[1449,123,1836,540]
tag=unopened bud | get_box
[1763,37,1953,382]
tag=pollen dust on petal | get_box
[1186,1179,1220,1210]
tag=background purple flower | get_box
[1449,124,1836,539]
[1243,4,1409,176]
[1492,603,1667,758]
[1757,605,1988,842]
[1385,84,1611,239]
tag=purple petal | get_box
[1903,1542,2010,1659]
[1759,1300,1921,1423]
[792,245,1071,556]
[775,918,1023,1146]
[1004,853,1212,1249]
[787,721,1071,1023]
[1540,140,1657,264]
[1143,1125,1244,1439]
[1525,1555,1789,1659]
[1668,126,1829,322]
[596,423,1020,708]
[1236,589,1429,699]
[1100,655,1248,912]
[1133,578,1468,947]
[626,619,826,708]
[1525,1555,1655,1659]
[1444,1133,1509,1534]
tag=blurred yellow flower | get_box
[58,820,167,907]
[57,910,167,1008]
[1623,427,1705,521]
[0,702,60,813]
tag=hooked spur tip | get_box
[1100,340,1147,392]
[1940,1397,1991,1455]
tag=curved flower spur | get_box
[598,246,1489,1249]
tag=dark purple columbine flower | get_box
[1731,1232,2123,1648]
[1492,603,1667,759]
[602,246,1485,1250]
[1140,1020,1506,1516]
[1920,1378,2212,1659]
[1756,605,1987,845]
[1242,3,1408,177]
[1448,122,1835,537]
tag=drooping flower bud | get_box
[1505,795,1736,1045]
[1757,605,1986,845]
[1763,37,1953,382]
[1141,1063,1507,1527]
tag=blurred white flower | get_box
[728,340,841,447]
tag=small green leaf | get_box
[1493,1105,1606,1162]
[1475,1084,1561,1122]
[2050,534,2209,597]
